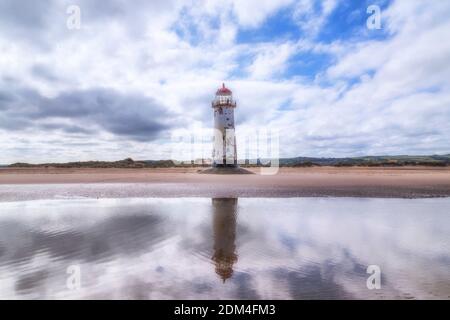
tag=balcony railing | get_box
[212,100,237,108]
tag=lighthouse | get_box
[212,83,237,167]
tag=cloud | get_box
[0,86,175,141]
[230,0,295,28]
[246,42,295,80]
[293,0,339,37]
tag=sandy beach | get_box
[1,166,450,200]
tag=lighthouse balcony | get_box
[212,100,237,108]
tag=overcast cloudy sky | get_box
[0,0,449,163]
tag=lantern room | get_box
[212,83,236,108]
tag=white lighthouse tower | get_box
[212,83,237,167]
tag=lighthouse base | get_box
[199,166,254,175]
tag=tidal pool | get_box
[0,197,449,299]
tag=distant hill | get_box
[7,155,450,168]
[278,155,450,167]
[8,158,176,169]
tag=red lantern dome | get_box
[216,83,232,95]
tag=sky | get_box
[0,0,449,163]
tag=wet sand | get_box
[1,167,450,200]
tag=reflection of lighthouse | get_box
[211,198,238,283]
[212,83,237,167]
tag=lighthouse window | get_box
[217,95,232,104]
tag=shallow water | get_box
[0,197,449,299]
